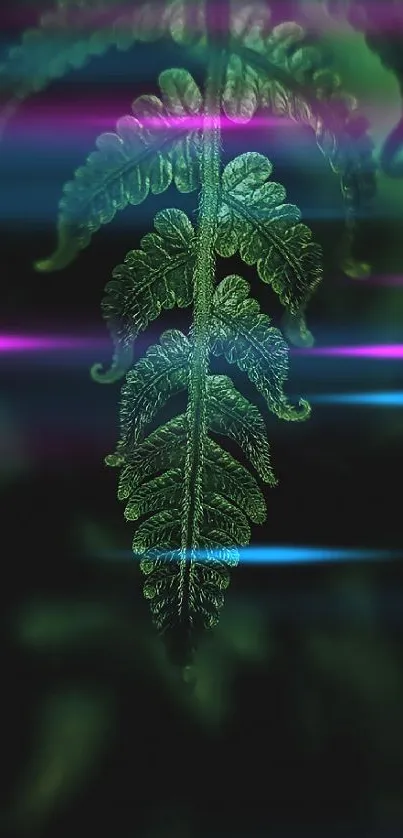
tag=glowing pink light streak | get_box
[1,336,403,360]
[1,2,403,32]
[11,113,300,134]
[0,335,106,352]
[293,345,403,359]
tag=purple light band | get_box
[361,275,403,286]
[1,335,403,360]
[0,335,107,352]
[1,2,403,32]
[8,113,301,135]
[293,345,403,359]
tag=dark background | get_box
[1,3,403,837]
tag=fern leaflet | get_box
[91,208,195,381]
[210,273,310,420]
[215,152,323,346]
[35,69,202,272]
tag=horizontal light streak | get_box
[96,545,399,564]
[0,335,106,352]
[2,335,403,358]
[308,391,403,406]
[293,344,403,359]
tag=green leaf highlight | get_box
[216,152,323,325]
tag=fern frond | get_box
[104,274,313,656]
[91,208,195,382]
[0,1,172,138]
[211,274,310,420]
[216,152,322,345]
[224,5,377,280]
[35,69,202,272]
[106,413,248,646]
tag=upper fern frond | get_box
[91,207,195,382]
[221,3,377,279]
[35,69,202,272]
[0,1,173,137]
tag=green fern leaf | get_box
[216,152,323,331]
[135,483,247,637]
[132,510,181,553]
[132,494,250,553]
[123,443,267,527]
[107,420,249,642]
[116,329,190,449]
[124,468,184,521]
[203,492,251,545]
[91,208,195,382]
[203,437,267,524]
[211,274,310,421]
[35,69,202,272]
[139,540,236,641]
[222,1,271,122]
[0,1,172,138]
[205,374,275,483]
[106,414,186,498]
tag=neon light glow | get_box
[308,391,403,406]
[96,545,397,564]
[293,344,403,359]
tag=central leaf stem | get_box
[179,49,225,616]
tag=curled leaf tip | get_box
[281,311,315,348]
[34,224,82,272]
[90,344,133,384]
[105,453,124,467]
[341,258,371,279]
[296,398,311,420]
[34,246,76,273]
[279,397,311,422]
[90,361,125,385]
